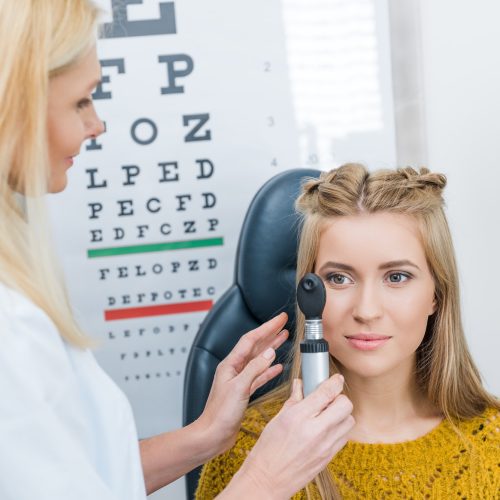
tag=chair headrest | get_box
[236,168,321,335]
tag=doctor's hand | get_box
[195,312,289,457]
[219,374,354,500]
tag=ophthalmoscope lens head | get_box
[303,277,316,291]
[297,272,326,320]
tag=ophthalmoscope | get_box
[297,273,329,396]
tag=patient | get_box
[196,164,500,499]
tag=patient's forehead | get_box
[315,212,428,271]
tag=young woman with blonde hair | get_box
[196,164,500,499]
[0,1,355,498]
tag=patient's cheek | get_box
[322,319,339,355]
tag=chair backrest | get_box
[182,168,321,499]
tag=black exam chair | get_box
[182,168,321,499]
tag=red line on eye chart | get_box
[104,300,213,321]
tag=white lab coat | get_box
[0,282,147,499]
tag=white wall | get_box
[418,0,500,394]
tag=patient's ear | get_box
[429,295,437,316]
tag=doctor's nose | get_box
[91,117,105,138]
[85,104,105,140]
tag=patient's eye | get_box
[387,272,411,284]
[326,273,353,286]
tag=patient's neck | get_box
[339,357,442,443]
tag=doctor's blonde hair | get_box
[0,0,101,346]
[257,163,499,499]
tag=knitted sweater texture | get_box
[196,401,499,499]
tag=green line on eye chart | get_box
[87,237,224,258]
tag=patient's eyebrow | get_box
[317,261,355,273]
[378,259,420,271]
[317,259,421,273]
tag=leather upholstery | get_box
[182,168,321,499]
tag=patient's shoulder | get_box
[460,406,500,445]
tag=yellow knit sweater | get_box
[196,401,499,499]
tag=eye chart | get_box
[48,2,396,497]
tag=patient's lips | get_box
[344,333,391,351]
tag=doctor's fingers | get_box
[320,411,355,459]
[323,417,354,467]
[293,374,345,419]
[222,313,288,372]
[317,393,354,428]
[248,362,284,395]
[231,344,282,396]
